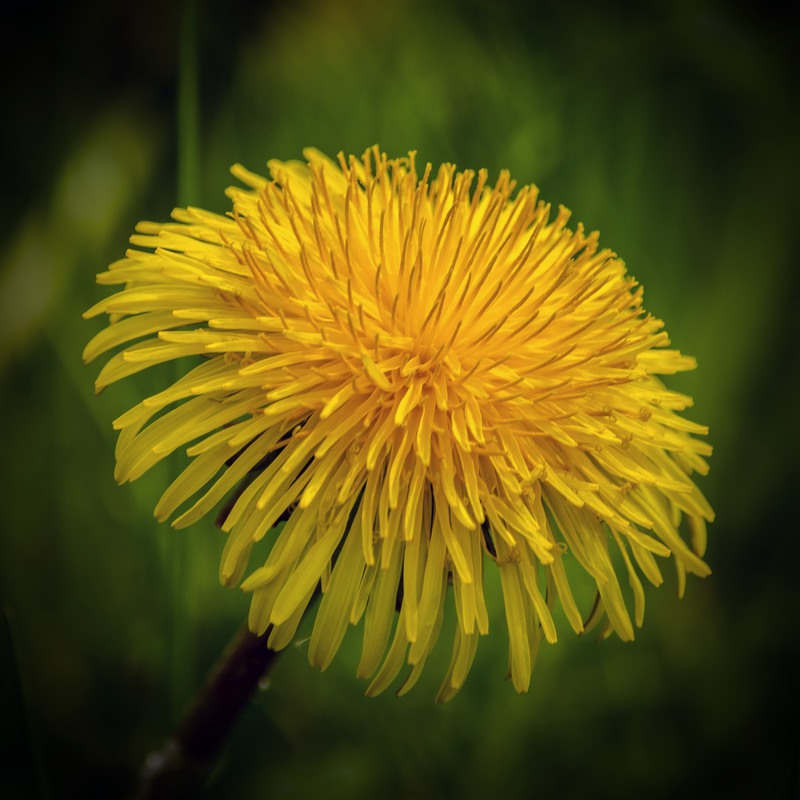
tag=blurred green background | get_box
[1,1,798,797]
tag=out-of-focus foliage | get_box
[1,1,797,798]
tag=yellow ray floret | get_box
[84,146,714,699]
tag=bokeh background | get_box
[1,1,798,798]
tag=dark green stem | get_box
[178,0,200,207]
[135,626,278,800]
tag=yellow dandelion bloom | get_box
[84,147,714,701]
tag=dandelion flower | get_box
[84,147,714,700]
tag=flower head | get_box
[84,147,713,700]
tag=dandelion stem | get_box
[178,0,200,207]
[135,625,278,800]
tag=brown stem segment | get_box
[134,626,277,800]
